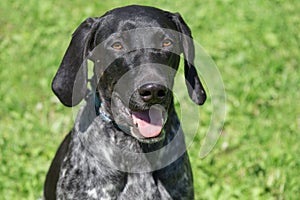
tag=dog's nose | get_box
[138,83,167,103]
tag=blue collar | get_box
[94,92,130,133]
[94,93,112,123]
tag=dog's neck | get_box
[94,92,112,123]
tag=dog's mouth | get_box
[111,91,169,143]
[131,105,167,139]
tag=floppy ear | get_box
[171,13,206,105]
[52,17,98,107]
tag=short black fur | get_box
[45,5,206,200]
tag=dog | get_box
[44,5,206,200]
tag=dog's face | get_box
[52,5,206,143]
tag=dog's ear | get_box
[171,13,206,105]
[52,18,98,107]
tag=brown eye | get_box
[162,40,172,47]
[112,42,123,50]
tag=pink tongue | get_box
[132,107,163,138]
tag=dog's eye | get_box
[111,42,123,50]
[162,40,172,47]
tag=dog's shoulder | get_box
[56,111,127,199]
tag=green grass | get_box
[1,0,299,199]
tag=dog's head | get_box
[52,5,206,143]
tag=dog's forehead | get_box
[100,5,177,33]
[93,6,178,46]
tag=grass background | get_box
[0,0,299,199]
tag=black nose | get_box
[138,83,167,103]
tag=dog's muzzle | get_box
[111,82,170,143]
[131,83,168,138]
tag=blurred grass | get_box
[0,0,299,199]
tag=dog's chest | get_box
[56,122,170,199]
[56,135,125,199]
[56,114,192,199]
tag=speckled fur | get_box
[44,5,208,200]
[54,101,193,200]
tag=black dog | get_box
[44,5,206,200]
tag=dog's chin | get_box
[132,129,166,144]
